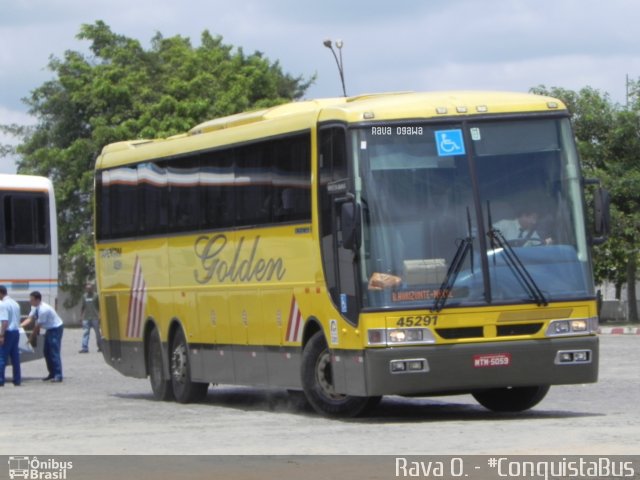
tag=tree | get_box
[531,85,640,322]
[0,21,314,304]
[603,86,640,323]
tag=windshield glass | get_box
[473,118,593,303]
[354,117,594,310]
[355,124,481,310]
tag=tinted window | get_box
[138,162,168,235]
[168,158,201,232]
[0,192,50,253]
[272,135,311,223]
[319,126,348,235]
[96,171,110,239]
[235,143,273,226]
[106,166,139,238]
[96,131,311,241]
[201,149,235,230]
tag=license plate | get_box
[473,353,511,368]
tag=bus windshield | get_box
[355,117,594,310]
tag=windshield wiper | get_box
[432,208,474,313]
[486,202,548,306]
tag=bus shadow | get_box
[112,387,603,423]
[359,396,604,423]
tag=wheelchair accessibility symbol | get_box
[435,129,465,156]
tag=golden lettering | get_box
[194,234,286,284]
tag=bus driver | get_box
[493,206,552,247]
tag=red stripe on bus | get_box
[291,306,302,343]
[285,296,296,342]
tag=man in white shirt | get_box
[0,285,22,386]
[21,290,64,383]
[493,208,552,247]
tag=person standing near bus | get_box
[0,285,22,386]
[21,291,64,383]
[79,283,101,354]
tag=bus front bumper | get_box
[332,336,598,397]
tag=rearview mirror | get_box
[593,187,610,245]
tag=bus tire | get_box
[472,385,550,412]
[148,328,174,401]
[170,328,208,404]
[301,331,380,417]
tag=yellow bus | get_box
[95,91,607,417]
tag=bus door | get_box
[319,126,359,325]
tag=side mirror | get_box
[593,187,610,245]
[340,200,361,251]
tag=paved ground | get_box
[1,329,638,456]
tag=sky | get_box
[1,0,639,172]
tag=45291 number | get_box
[395,315,438,327]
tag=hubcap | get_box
[171,343,188,384]
[315,349,346,401]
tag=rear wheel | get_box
[301,331,380,417]
[472,385,550,412]
[147,328,173,401]
[170,328,208,403]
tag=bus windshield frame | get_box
[350,114,594,312]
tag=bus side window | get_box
[272,134,311,223]
[108,165,139,238]
[139,162,168,235]
[1,193,50,252]
[168,157,202,232]
[201,149,235,230]
[235,142,273,226]
[96,171,111,240]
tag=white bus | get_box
[0,174,58,317]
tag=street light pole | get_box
[323,39,347,97]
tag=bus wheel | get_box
[170,329,208,404]
[472,385,550,412]
[301,331,380,417]
[147,328,174,401]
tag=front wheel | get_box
[170,328,209,403]
[472,385,550,412]
[301,331,380,417]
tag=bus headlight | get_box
[545,317,598,337]
[570,319,588,332]
[368,328,436,346]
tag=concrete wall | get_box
[598,280,639,302]
[57,289,83,327]
[600,300,640,322]
[597,281,639,322]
